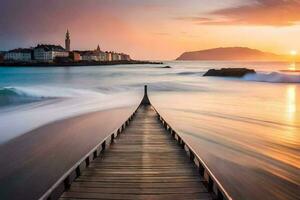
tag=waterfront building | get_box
[4,48,33,61]
[80,51,99,61]
[34,44,69,62]
[105,51,112,61]
[65,30,71,52]
[96,45,106,61]
[79,45,108,61]
[69,52,81,61]
[120,53,131,61]
[0,51,6,63]
[111,52,121,61]
[99,51,106,61]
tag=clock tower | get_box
[65,30,71,51]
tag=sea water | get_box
[0,61,299,200]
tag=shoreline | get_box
[0,60,163,67]
[0,105,137,200]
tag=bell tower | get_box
[65,29,71,51]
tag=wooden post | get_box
[181,140,185,149]
[198,163,205,176]
[178,137,185,149]
[217,189,224,200]
[171,131,175,138]
[64,176,71,190]
[93,150,97,159]
[102,141,106,152]
[189,149,195,162]
[111,134,115,144]
[85,157,90,167]
[76,166,81,177]
[208,176,214,192]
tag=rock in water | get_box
[203,68,256,77]
[161,66,172,69]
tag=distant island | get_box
[176,47,288,61]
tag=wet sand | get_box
[0,106,136,200]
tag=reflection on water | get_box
[286,85,296,121]
[285,85,299,145]
[151,80,300,200]
[288,63,296,71]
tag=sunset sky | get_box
[1,0,300,60]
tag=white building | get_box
[4,48,32,61]
[95,45,106,61]
[80,46,108,62]
[105,52,112,61]
[81,51,99,61]
[111,52,121,61]
[34,44,69,62]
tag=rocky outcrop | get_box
[203,68,256,77]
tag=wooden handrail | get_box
[153,107,233,200]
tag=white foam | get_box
[2,86,106,98]
[0,87,141,143]
[243,72,300,83]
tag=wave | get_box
[0,87,49,106]
[243,72,300,83]
[0,86,108,107]
[0,93,140,144]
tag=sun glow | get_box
[290,50,298,56]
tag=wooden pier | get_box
[41,86,232,200]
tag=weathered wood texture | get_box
[60,106,212,200]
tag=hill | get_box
[176,47,286,61]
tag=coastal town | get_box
[0,30,132,65]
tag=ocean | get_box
[0,61,299,200]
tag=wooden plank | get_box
[60,106,212,200]
[60,193,212,200]
[67,187,207,194]
[70,182,205,188]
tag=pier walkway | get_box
[60,106,212,200]
[41,86,231,200]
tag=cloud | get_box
[178,0,300,26]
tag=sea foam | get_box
[0,86,141,143]
[243,72,300,83]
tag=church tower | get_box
[65,30,71,51]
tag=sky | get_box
[0,0,300,60]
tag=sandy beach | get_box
[0,106,136,200]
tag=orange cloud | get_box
[179,0,300,26]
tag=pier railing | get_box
[39,106,140,200]
[153,106,233,200]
